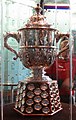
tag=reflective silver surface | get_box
[34,103,42,110]
[34,96,41,103]
[26,107,33,113]
[34,88,41,95]
[42,107,50,114]
[4,4,57,70]
[27,83,35,91]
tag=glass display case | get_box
[0,0,76,120]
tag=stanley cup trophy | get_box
[4,4,62,116]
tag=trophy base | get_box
[14,80,62,116]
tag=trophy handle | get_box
[57,35,69,57]
[4,32,20,60]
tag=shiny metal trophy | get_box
[4,4,62,116]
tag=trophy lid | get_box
[18,4,56,31]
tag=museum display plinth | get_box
[1,102,76,120]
